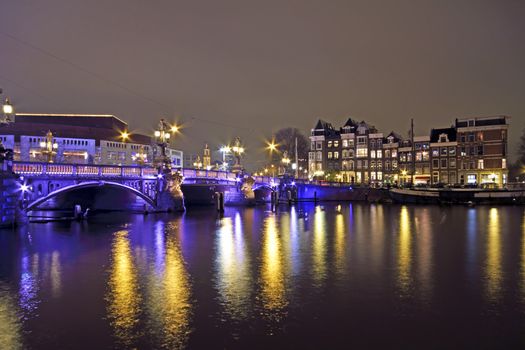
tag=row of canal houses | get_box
[308,115,509,187]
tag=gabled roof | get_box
[385,131,403,142]
[430,127,457,143]
[343,118,358,128]
[314,119,334,130]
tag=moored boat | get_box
[390,187,525,205]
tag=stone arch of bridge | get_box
[25,181,156,211]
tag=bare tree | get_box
[271,128,309,166]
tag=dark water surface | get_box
[1,204,525,349]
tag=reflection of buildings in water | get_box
[215,215,252,320]
[260,215,288,314]
[50,251,61,298]
[0,283,23,349]
[415,208,433,301]
[107,230,141,347]
[522,212,525,303]
[334,213,346,277]
[486,208,502,303]
[146,223,192,349]
[312,206,327,287]
[369,204,384,271]
[397,206,412,296]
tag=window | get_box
[440,159,447,168]
[316,151,322,161]
[348,149,355,158]
[392,160,398,169]
[391,150,397,158]
[334,151,339,159]
[311,142,315,150]
[370,150,376,158]
[316,142,322,150]
[468,133,475,142]
[468,120,475,127]
[477,146,483,155]
[502,158,506,169]
[416,152,423,162]
[478,159,484,169]
[440,135,447,142]
[449,158,456,168]
[328,152,333,159]
[370,161,376,169]
[467,174,477,184]
[356,148,368,157]
[357,136,366,144]
[440,147,447,156]
[327,141,332,148]
[385,150,391,158]
[460,147,466,156]
[357,160,362,169]
[385,161,390,170]
[461,135,466,143]
[400,153,406,162]
[377,150,382,158]
[469,147,475,156]
[377,161,382,169]
[334,141,339,148]
[377,172,383,181]
[449,147,456,156]
[433,171,439,183]
[342,140,348,148]
[432,149,439,157]
[370,139,376,148]
[433,159,439,168]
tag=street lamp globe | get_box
[2,98,13,115]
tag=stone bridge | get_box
[10,161,277,211]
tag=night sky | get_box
[1,0,524,169]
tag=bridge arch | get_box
[253,183,276,192]
[26,181,156,211]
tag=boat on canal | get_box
[390,185,525,205]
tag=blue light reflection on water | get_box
[0,204,525,349]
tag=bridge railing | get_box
[12,161,159,179]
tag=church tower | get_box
[203,144,211,169]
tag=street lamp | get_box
[40,130,59,163]
[231,137,244,173]
[1,88,15,124]
[154,118,174,169]
[120,131,130,142]
[193,156,203,169]
[132,145,148,166]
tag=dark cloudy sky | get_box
[1,0,524,168]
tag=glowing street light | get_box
[120,131,130,141]
[1,88,15,124]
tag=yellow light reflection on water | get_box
[312,206,327,287]
[522,211,525,303]
[216,215,251,320]
[107,230,141,347]
[146,222,192,349]
[0,283,22,350]
[260,215,287,313]
[334,213,346,275]
[486,208,502,303]
[397,206,412,295]
[50,251,61,298]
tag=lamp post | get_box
[154,118,173,170]
[220,146,231,170]
[0,88,14,125]
[132,145,148,166]
[40,130,58,163]
[281,151,291,175]
[231,137,244,173]
[193,156,203,169]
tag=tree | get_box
[271,128,309,167]
[518,126,525,166]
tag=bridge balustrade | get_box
[13,163,44,175]
[76,166,99,176]
[122,167,142,178]
[46,164,75,176]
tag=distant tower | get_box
[203,144,211,169]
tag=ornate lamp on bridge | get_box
[132,145,148,166]
[154,118,173,169]
[0,88,15,125]
[231,137,244,174]
[40,130,59,163]
[281,151,291,175]
[193,156,203,169]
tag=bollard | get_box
[74,204,82,221]
[216,192,225,212]
[287,190,292,205]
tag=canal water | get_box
[1,204,525,349]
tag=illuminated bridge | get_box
[11,161,277,211]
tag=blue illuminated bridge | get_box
[11,161,278,211]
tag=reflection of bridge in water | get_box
[11,161,277,211]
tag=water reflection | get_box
[312,206,327,287]
[107,230,141,347]
[334,212,346,277]
[215,214,252,321]
[485,208,502,303]
[0,283,22,350]
[397,206,412,296]
[416,209,433,300]
[50,251,61,298]
[260,214,287,317]
[19,250,39,317]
